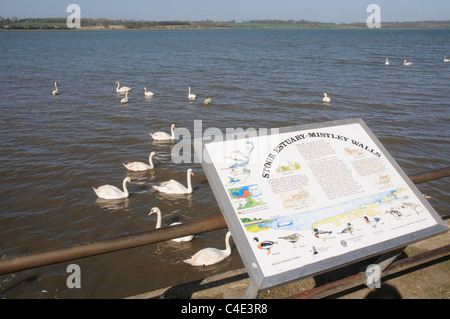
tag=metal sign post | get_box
[198,118,448,298]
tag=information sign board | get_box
[199,118,448,294]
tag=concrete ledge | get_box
[127,268,250,299]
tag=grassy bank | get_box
[2,18,450,31]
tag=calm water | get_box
[0,29,449,298]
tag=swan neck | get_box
[224,232,232,252]
[171,126,175,138]
[149,153,155,168]
[155,211,162,229]
[122,179,130,196]
[187,171,193,192]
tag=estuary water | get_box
[0,28,449,298]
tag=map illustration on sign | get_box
[228,184,267,211]
[242,187,405,233]
[222,141,255,186]
[201,118,447,291]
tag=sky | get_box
[1,0,449,23]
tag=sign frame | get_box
[198,118,448,297]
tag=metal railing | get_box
[0,167,449,278]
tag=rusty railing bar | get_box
[409,166,450,184]
[0,166,448,276]
[0,216,227,276]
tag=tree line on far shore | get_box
[1,16,450,30]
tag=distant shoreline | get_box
[2,26,450,32]
[2,18,450,31]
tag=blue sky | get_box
[2,0,449,23]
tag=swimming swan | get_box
[385,57,390,65]
[444,57,450,63]
[203,98,212,105]
[150,124,176,141]
[403,59,413,66]
[120,91,129,104]
[116,81,132,94]
[123,151,156,171]
[188,87,197,101]
[152,168,194,194]
[144,87,155,97]
[148,207,194,242]
[52,82,59,95]
[184,231,232,266]
[92,176,132,199]
[322,93,331,103]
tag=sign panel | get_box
[199,118,447,291]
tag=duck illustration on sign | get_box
[253,237,277,256]
[313,228,332,240]
[364,216,381,228]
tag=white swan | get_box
[188,87,197,101]
[92,176,132,199]
[322,93,331,103]
[148,207,194,242]
[152,168,194,194]
[123,151,156,171]
[52,82,59,95]
[120,91,129,104]
[203,98,212,105]
[444,57,450,63]
[184,231,232,266]
[403,59,413,66]
[150,123,176,141]
[385,57,390,65]
[116,81,132,94]
[144,87,155,97]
